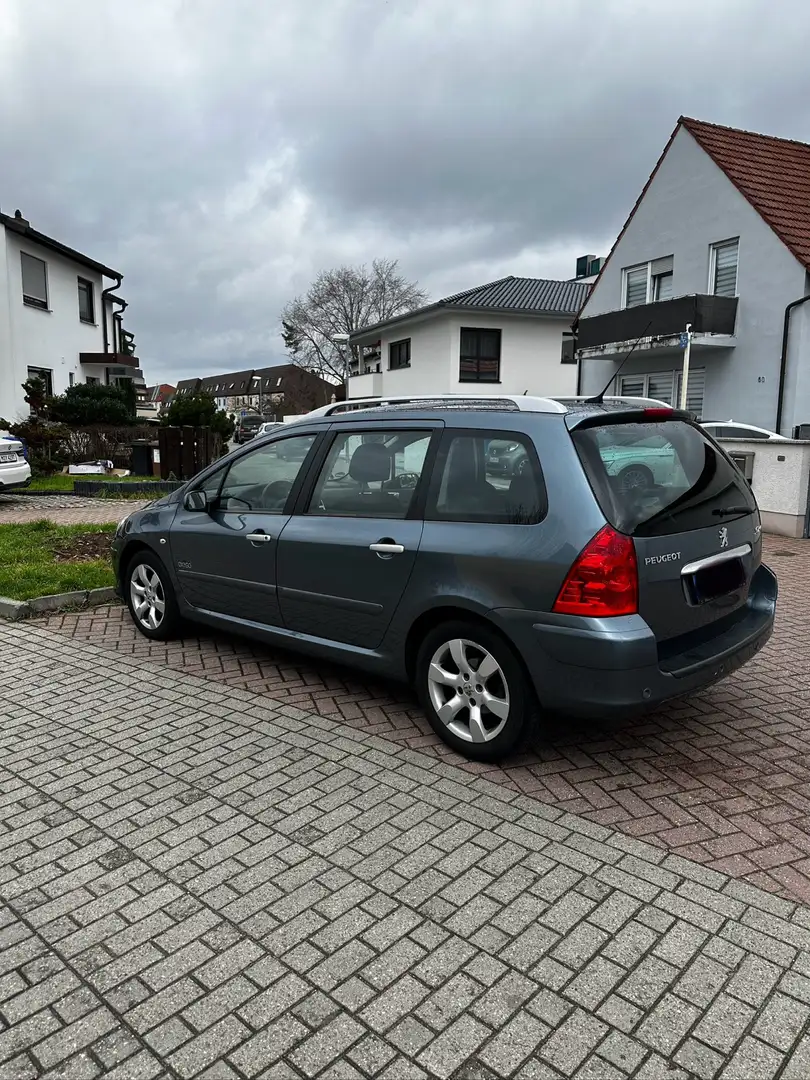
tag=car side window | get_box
[307,429,433,518]
[215,435,316,513]
[427,431,547,524]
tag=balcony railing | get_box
[80,352,140,367]
[577,294,738,351]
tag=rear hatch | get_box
[570,414,761,644]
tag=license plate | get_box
[0,454,16,463]
[690,558,746,604]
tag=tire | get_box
[618,463,653,492]
[416,620,534,761]
[125,550,183,641]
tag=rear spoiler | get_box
[564,406,694,432]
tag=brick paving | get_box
[0,493,151,524]
[41,536,810,910]
[5,623,810,1078]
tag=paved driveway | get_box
[0,493,151,525]
[43,537,810,909]
[5,622,810,1079]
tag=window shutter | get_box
[648,372,675,404]
[713,240,738,297]
[676,367,705,418]
[21,253,47,305]
[624,267,648,308]
[618,375,645,397]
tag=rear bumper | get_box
[494,563,777,718]
[0,462,32,490]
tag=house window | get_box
[78,278,95,323]
[26,366,53,396]
[459,328,501,382]
[710,238,739,297]
[86,376,100,386]
[623,256,674,307]
[69,372,75,387]
[616,369,705,418]
[652,271,673,301]
[21,252,48,309]
[389,339,411,370]
[623,266,649,308]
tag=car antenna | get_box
[585,320,653,404]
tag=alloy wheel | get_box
[130,563,166,631]
[426,637,510,744]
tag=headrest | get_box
[349,442,393,483]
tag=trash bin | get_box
[130,440,152,477]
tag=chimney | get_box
[13,209,30,227]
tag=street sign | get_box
[679,332,689,349]
[241,409,247,417]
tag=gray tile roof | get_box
[441,275,590,315]
[351,275,590,343]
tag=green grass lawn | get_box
[28,474,159,492]
[0,520,116,601]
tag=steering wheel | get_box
[260,479,293,508]
[389,472,420,491]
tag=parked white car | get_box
[257,421,284,436]
[702,420,788,442]
[0,435,31,491]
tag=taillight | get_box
[642,407,673,419]
[553,525,638,617]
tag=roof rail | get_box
[295,394,568,420]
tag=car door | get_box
[276,421,442,649]
[168,430,321,627]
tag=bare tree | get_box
[281,259,428,382]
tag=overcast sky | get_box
[2,0,809,385]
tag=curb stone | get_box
[0,586,118,620]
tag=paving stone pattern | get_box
[42,537,810,908]
[0,493,151,524]
[4,625,810,1078]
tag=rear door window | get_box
[572,420,755,536]
[427,431,547,524]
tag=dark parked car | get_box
[233,414,272,444]
[113,396,776,760]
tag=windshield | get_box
[572,420,756,536]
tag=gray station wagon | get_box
[112,396,777,760]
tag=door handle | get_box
[369,541,405,555]
[246,532,273,543]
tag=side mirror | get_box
[183,490,208,512]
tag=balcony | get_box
[347,371,383,399]
[577,294,738,359]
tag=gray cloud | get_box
[1,0,808,383]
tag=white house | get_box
[0,208,143,421]
[576,116,810,434]
[347,275,590,400]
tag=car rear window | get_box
[571,420,756,536]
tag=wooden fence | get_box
[157,427,220,481]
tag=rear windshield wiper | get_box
[712,505,751,517]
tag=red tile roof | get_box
[681,116,810,271]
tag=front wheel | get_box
[416,620,533,760]
[125,550,182,640]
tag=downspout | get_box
[101,273,123,353]
[572,317,582,396]
[111,297,127,353]
[775,292,810,436]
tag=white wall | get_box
[1,224,108,421]
[717,438,810,537]
[580,127,808,431]
[349,311,575,399]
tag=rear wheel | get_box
[416,620,533,760]
[125,550,182,640]
[618,463,653,492]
